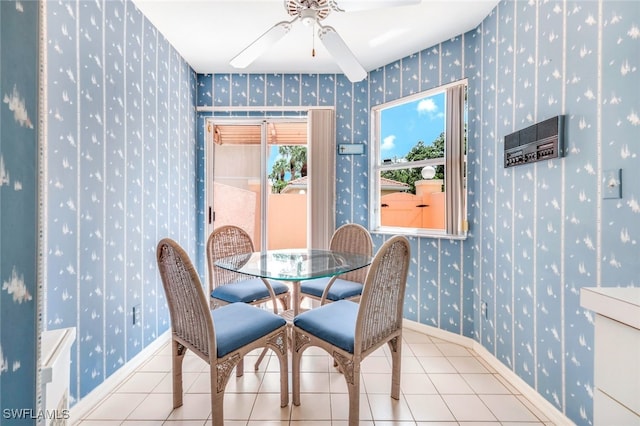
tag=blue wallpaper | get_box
[43,0,196,404]
[1,0,636,424]
[197,2,639,425]
[0,0,39,420]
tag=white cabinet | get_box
[581,288,640,426]
[41,327,76,425]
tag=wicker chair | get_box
[291,235,410,426]
[156,238,289,426]
[299,223,373,306]
[206,225,290,313]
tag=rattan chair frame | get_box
[157,238,289,426]
[291,235,410,426]
[206,225,290,313]
[301,223,374,306]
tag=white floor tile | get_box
[290,393,332,421]
[164,392,213,422]
[250,392,291,421]
[328,371,350,393]
[84,393,147,421]
[223,370,265,394]
[362,373,394,394]
[401,356,428,373]
[441,394,497,421]
[434,343,473,357]
[428,373,474,394]
[460,373,510,394]
[447,356,490,373]
[415,423,459,426]
[408,343,444,357]
[298,371,331,393]
[367,394,414,421]
[153,371,199,394]
[117,371,168,393]
[329,392,373,421]
[220,392,258,421]
[76,327,552,425]
[403,330,433,344]
[360,355,391,373]
[127,392,175,420]
[138,355,172,372]
[400,373,437,394]
[479,394,541,422]
[416,357,457,373]
[404,394,456,422]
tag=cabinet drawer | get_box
[594,389,640,426]
[595,315,640,415]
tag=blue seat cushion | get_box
[212,303,286,358]
[300,278,363,301]
[293,300,358,353]
[211,278,288,303]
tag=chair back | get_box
[355,235,410,355]
[329,223,373,284]
[207,225,255,295]
[157,238,216,361]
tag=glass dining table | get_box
[214,248,373,318]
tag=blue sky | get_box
[380,92,445,161]
[267,91,445,174]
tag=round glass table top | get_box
[214,248,373,281]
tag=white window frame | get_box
[369,80,468,239]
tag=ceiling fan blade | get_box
[318,26,367,82]
[230,20,294,68]
[333,0,421,12]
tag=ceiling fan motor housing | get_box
[286,0,331,22]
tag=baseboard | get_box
[403,320,575,426]
[69,330,170,424]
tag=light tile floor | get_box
[76,329,554,425]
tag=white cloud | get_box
[417,98,438,115]
[381,135,396,151]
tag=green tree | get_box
[381,133,444,194]
[268,145,308,193]
[381,133,445,194]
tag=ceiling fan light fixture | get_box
[300,8,317,26]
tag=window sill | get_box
[371,226,468,241]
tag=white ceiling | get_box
[132,0,499,76]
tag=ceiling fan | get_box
[229,0,421,82]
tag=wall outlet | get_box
[132,304,141,326]
[603,168,622,199]
[480,300,488,319]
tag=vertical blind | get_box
[445,84,466,235]
[308,109,336,249]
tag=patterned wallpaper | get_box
[197,2,639,425]
[43,0,196,404]
[1,0,635,424]
[0,0,39,418]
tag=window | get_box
[370,81,467,238]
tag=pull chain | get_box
[312,22,316,57]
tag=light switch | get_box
[603,168,622,199]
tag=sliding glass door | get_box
[205,119,309,251]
